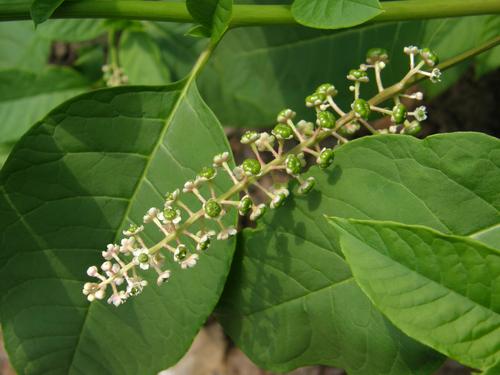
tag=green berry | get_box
[366,48,389,64]
[204,199,222,218]
[242,158,261,176]
[420,48,439,67]
[270,193,287,209]
[163,207,178,221]
[277,109,296,123]
[317,148,335,169]
[316,111,336,129]
[316,83,337,97]
[347,69,369,82]
[352,98,371,120]
[272,123,294,140]
[238,195,253,216]
[138,253,149,263]
[305,93,326,107]
[404,121,422,136]
[199,166,216,180]
[240,130,260,144]
[175,245,187,261]
[391,103,407,124]
[285,154,302,175]
[297,177,316,195]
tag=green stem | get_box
[107,30,118,67]
[1,0,500,25]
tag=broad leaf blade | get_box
[291,0,382,29]
[0,79,237,373]
[329,217,500,370]
[31,0,65,26]
[218,132,499,373]
[119,30,171,85]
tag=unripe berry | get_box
[316,111,336,129]
[391,103,407,124]
[204,199,222,218]
[242,158,261,176]
[366,48,389,64]
[316,83,337,97]
[272,123,294,140]
[352,98,371,120]
[238,195,253,216]
[285,154,302,175]
[317,148,335,169]
[420,48,439,67]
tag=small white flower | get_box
[213,152,229,167]
[196,230,216,251]
[107,291,128,307]
[126,277,148,296]
[413,106,428,121]
[270,193,287,209]
[377,61,386,69]
[159,207,182,224]
[296,120,315,137]
[102,243,119,260]
[277,109,296,123]
[404,45,419,55]
[133,248,151,270]
[217,226,237,240]
[174,244,188,262]
[183,180,196,193]
[101,261,112,272]
[119,237,135,254]
[233,167,245,181]
[156,270,172,286]
[255,132,275,152]
[95,289,105,300]
[143,207,159,223]
[87,266,98,277]
[414,92,424,100]
[389,125,398,134]
[430,68,442,83]
[181,254,199,269]
[123,224,144,237]
[164,189,180,206]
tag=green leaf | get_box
[0,21,51,72]
[186,0,233,43]
[291,0,382,30]
[329,217,500,370]
[217,132,499,373]
[37,19,108,42]
[0,68,89,145]
[30,0,65,26]
[119,30,171,85]
[0,80,237,373]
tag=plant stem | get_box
[1,0,500,25]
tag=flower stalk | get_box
[83,45,469,306]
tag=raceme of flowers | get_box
[83,46,442,306]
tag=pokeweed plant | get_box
[0,1,499,375]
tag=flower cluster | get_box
[102,64,129,87]
[84,46,441,306]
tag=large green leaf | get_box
[0,68,89,145]
[0,78,238,373]
[291,0,382,29]
[119,29,171,85]
[186,0,233,42]
[329,218,500,370]
[217,132,499,373]
[31,0,65,26]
